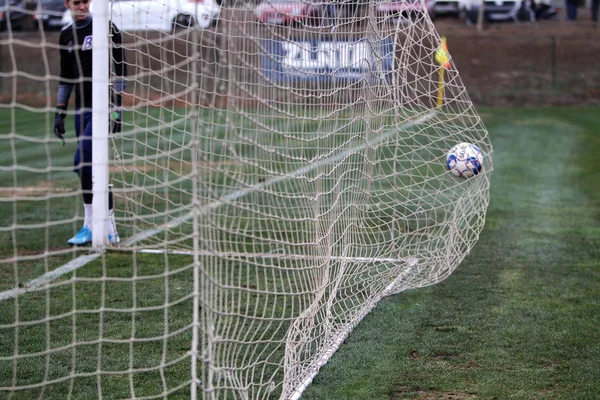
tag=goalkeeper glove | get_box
[111,110,122,134]
[53,107,67,145]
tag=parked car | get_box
[0,0,27,31]
[375,0,436,23]
[461,0,534,23]
[254,0,324,26]
[62,0,221,31]
[33,0,67,30]
[434,0,462,17]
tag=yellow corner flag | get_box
[435,37,451,69]
[435,37,451,109]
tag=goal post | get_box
[91,0,110,249]
[0,0,493,399]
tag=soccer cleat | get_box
[108,233,121,245]
[67,225,92,246]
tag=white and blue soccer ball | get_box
[446,142,484,179]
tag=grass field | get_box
[303,106,600,399]
[0,106,598,399]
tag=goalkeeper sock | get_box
[84,204,93,229]
[107,188,119,243]
[107,209,116,236]
[80,170,93,229]
[107,209,120,244]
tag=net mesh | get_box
[0,1,492,398]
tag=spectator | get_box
[565,0,578,20]
[592,0,599,22]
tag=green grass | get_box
[0,106,450,257]
[1,106,598,399]
[303,106,600,399]
[0,252,196,399]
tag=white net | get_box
[0,0,492,398]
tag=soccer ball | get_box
[446,142,484,179]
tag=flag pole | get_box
[435,36,450,109]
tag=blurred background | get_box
[0,0,598,107]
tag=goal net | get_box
[0,0,492,398]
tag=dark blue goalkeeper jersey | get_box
[58,19,127,110]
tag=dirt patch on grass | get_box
[392,385,478,400]
[434,13,600,106]
[0,182,74,198]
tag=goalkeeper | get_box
[53,0,127,245]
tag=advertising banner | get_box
[261,37,394,83]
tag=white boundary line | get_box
[289,258,418,400]
[0,254,100,301]
[137,249,412,264]
[0,111,435,302]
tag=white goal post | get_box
[0,0,492,398]
[91,0,110,249]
